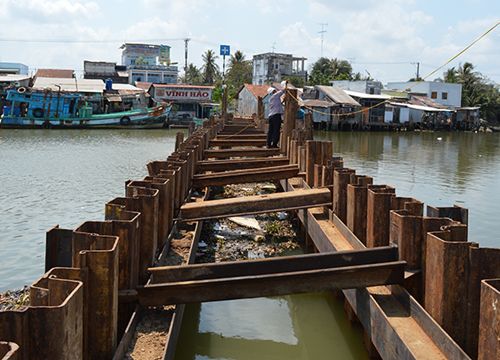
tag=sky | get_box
[0,0,498,84]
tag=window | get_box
[431,91,437,99]
[442,92,448,100]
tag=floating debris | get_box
[0,286,30,311]
[228,215,263,231]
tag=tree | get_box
[443,62,500,123]
[182,63,202,85]
[308,57,354,85]
[202,49,220,85]
[226,50,252,89]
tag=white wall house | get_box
[386,81,462,107]
[331,80,383,95]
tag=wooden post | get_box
[222,86,228,122]
[305,141,321,187]
[281,88,298,153]
[257,96,264,131]
[305,112,313,140]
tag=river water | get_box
[1,129,499,359]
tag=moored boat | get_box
[0,88,170,129]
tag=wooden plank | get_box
[138,261,405,306]
[196,157,289,172]
[209,139,267,147]
[149,246,399,283]
[192,165,299,187]
[179,188,332,221]
[204,148,280,159]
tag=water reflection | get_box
[314,131,500,248]
[175,294,368,360]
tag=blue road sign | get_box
[220,45,230,56]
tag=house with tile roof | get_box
[34,68,75,79]
[236,83,271,116]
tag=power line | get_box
[421,20,500,81]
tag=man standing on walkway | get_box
[266,82,286,148]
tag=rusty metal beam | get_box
[149,246,399,283]
[138,261,405,306]
[209,139,267,147]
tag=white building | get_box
[120,43,178,84]
[236,84,270,116]
[386,81,462,108]
[252,53,306,85]
[331,80,383,95]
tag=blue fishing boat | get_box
[0,88,170,128]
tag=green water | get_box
[175,293,368,360]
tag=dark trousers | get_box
[267,113,282,148]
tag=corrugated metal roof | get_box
[35,69,74,79]
[303,99,335,108]
[33,77,104,93]
[152,83,214,89]
[390,102,452,112]
[315,85,360,106]
[344,90,391,100]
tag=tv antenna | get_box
[318,23,328,57]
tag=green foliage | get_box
[181,63,203,85]
[202,49,220,85]
[283,75,306,88]
[309,57,354,85]
[443,62,500,123]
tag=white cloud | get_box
[4,0,100,20]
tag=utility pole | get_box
[318,23,328,58]
[184,38,191,74]
[411,62,420,80]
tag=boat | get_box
[0,88,170,129]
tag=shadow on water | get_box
[314,131,500,248]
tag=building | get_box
[121,43,178,85]
[331,80,383,95]
[83,61,129,84]
[252,53,307,85]
[386,81,462,108]
[236,84,270,116]
[35,68,74,79]
[149,84,214,121]
[343,90,391,126]
[302,85,360,129]
[0,62,29,75]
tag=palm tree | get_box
[202,49,220,85]
[444,67,457,83]
[184,63,202,85]
[229,50,245,70]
